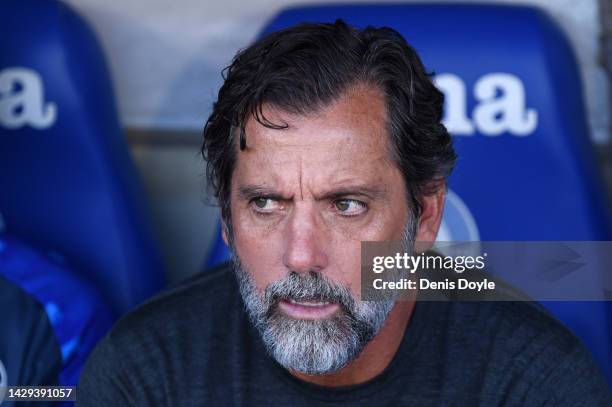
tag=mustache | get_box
[263,271,357,315]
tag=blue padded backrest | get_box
[0,0,165,312]
[204,3,612,382]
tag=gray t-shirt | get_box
[77,264,611,406]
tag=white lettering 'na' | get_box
[435,72,538,136]
[0,67,57,129]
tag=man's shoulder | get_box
[429,300,589,383]
[78,264,250,404]
[448,300,580,354]
[108,262,241,344]
[441,301,610,403]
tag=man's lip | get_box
[288,298,330,306]
[278,299,340,320]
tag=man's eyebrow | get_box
[318,185,387,201]
[237,185,287,200]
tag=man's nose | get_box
[282,206,328,274]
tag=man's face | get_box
[226,84,413,373]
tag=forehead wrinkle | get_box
[299,155,304,201]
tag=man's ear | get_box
[221,221,229,247]
[414,184,446,246]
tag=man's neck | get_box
[289,300,416,387]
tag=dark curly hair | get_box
[202,19,456,235]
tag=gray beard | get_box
[230,216,416,375]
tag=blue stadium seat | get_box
[207,4,612,383]
[0,0,165,313]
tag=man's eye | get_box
[334,199,367,216]
[250,197,281,212]
[253,198,269,209]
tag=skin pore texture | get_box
[223,83,446,387]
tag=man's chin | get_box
[288,361,350,376]
[261,311,366,375]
